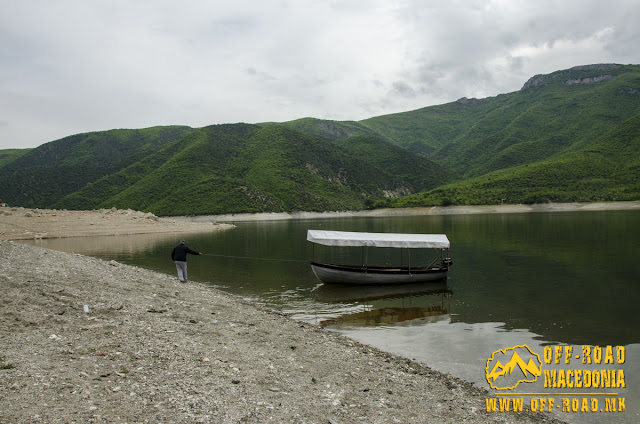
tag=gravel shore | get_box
[0,207,566,423]
[0,239,564,424]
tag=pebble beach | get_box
[0,207,568,423]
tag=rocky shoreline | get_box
[0,239,563,423]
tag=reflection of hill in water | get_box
[25,232,185,256]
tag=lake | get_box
[30,209,639,423]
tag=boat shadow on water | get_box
[313,280,453,328]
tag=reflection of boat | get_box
[319,305,450,327]
[316,280,452,327]
[319,287,452,327]
[315,280,450,303]
[307,230,452,285]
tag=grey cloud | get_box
[1,0,640,149]
[507,56,525,73]
[214,16,257,34]
[391,81,417,98]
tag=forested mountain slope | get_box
[0,124,448,215]
[1,63,639,213]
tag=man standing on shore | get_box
[171,240,202,283]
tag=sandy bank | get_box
[175,201,640,222]
[0,207,234,241]
[0,241,562,423]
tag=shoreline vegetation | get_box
[3,202,635,422]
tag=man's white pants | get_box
[175,261,188,282]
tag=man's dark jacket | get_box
[171,244,200,261]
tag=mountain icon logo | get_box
[485,345,542,390]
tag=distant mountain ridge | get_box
[1,63,639,214]
[520,63,622,89]
[0,123,448,215]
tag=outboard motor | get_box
[442,258,453,268]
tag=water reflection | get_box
[314,281,452,327]
[320,304,449,327]
[313,280,449,303]
[30,232,185,257]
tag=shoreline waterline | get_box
[171,201,640,222]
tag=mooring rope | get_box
[201,252,308,263]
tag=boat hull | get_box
[310,262,448,285]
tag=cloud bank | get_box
[1,0,638,149]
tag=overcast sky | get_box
[1,0,639,150]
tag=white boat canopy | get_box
[307,230,450,249]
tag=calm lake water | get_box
[30,210,640,423]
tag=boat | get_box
[307,230,452,285]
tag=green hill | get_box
[360,64,640,178]
[261,117,383,141]
[360,64,640,206]
[331,135,456,193]
[0,126,195,207]
[0,148,32,168]
[385,113,640,207]
[1,63,639,214]
[12,124,448,216]
[359,98,498,157]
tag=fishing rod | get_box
[201,252,308,263]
